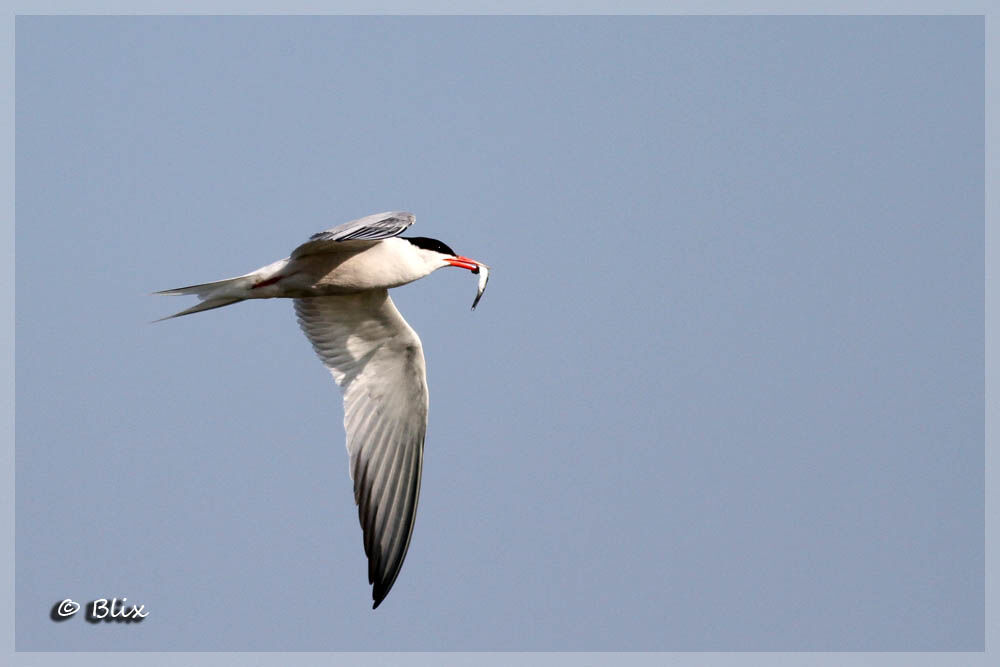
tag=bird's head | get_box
[402,236,490,309]
[404,236,483,274]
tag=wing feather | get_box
[292,211,415,258]
[294,291,427,609]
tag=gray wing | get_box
[294,291,427,609]
[292,211,415,258]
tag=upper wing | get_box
[292,211,415,258]
[294,291,427,609]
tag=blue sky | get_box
[15,15,983,650]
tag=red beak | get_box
[447,256,481,273]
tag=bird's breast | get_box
[278,241,432,296]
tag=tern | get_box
[156,211,489,608]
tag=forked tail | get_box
[154,275,254,321]
[155,258,290,321]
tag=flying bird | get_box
[156,211,489,608]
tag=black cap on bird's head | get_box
[404,236,458,257]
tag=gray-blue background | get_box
[15,16,983,650]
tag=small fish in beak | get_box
[471,263,490,310]
[447,255,490,310]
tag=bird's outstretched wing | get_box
[292,211,415,258]
[294,291,427,608]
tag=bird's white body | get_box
[157,211,487,609]
[238,237,446,300]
